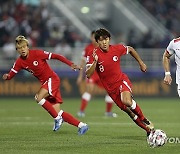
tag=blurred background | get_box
[0,0,179,98]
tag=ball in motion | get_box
[147,129,167,148]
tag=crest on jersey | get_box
[33,61,38,66]
[113,56,118,62]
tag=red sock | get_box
[41,100,58,118]
[62,112,80,127]
[131,103,145,121]
[106,102,113,112]
[80,99,88,112]
[133,116,150,133]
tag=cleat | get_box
[78,125,89,135]
[105,112,118,118]
[77,111,85,117]
[147,129,155,137]
[53,116,63,131]
[142,118,154,130]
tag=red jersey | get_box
[82,43,99,80]
[7,49,73,84]
[87,44,129,93]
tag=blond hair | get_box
[15,35,29,49]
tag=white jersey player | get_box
[163,37,180,97]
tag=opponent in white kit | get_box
[163,37,180,97]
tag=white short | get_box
[177,84,180,97]
[176,68,180,85]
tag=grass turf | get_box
[0,97,179,154]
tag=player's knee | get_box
[105,95,113,103]
[34,94,41,103]
[82,92,91,101]
[121,97,132,107]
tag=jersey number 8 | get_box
[99,65,104,72]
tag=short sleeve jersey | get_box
[86,44,128,92]
[166,37,180,69]
[11,49,54,83]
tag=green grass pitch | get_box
[0,97,179,154]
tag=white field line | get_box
[0,121,179,127]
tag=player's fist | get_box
[2,74,8,80]
[71,63,82,71]
[139,62,147,72]
[164,75,172,85]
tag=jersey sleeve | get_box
[166,40,175,55]
[36,50,52,60]
[86,48,96,68]
[117,44,128,56]
[36,50,73,66]
[7,59,22,80]
[50,53,73,66]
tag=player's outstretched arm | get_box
[128,46,147,72]
[2,69,17,80]
[163,50,172,85]
[76,58,85,85]
[51,53,74,66]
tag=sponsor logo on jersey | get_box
[113,56,118,62]
[44,51,49,54]
[98,61,104,64]
[33,61,38,66]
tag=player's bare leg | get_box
[35,88,63,131]
[53,103,60,113]
[35,88,88,134]
[77,82,94,117]
[121,91,154,130]
[124,107,151,135]
[105,95,117,117]
[35,88,59,118]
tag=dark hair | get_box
[95,28,111,42]
[91,30,96,35]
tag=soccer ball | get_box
[147,129,167,148]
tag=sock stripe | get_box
[131,100,136,110]
[58,110,64,116]
[38,98,46,105]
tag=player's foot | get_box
[53,116,63,131]
[142,118,154,130]
[105,112,118,118]
[78,124,89,135]
[147,129,155,137]
[77,111,85,117]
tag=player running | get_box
[2,35,88,135]
[86,28,154,136]
[163,37,180,97]
[77,30,117,117]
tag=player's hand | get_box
[92,49,98,62]
[164,75,172,85]
[2,74,8,80]
[71,63,82,71]
[139,62,147,72]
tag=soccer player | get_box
[2,35,88,135]
[76,30,117,117]
[86,28,154,136]
[163,37,180,97]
